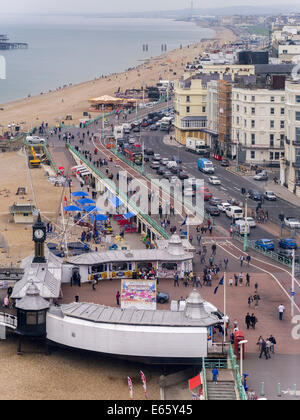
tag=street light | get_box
[243,193,250,252]
[291,249,295,318]
[238,339,248,379]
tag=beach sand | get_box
[0,27,237,131]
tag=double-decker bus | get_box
[123,147,143,166]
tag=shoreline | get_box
[0,25,237,130]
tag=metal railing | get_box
[228,344,248,400]
[204,357,228,369]
[67,143,169,239]
[201,358,208,400]
[234,233,300,272]
[0,312,17,329]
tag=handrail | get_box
[0,312,17,329]
[67,143,169,239]
[201,357,208,400]
[228,344,248,400]
[42,144,58,173]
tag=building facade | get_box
[282,81,300,196]
[231,83,286,165]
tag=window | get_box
[281,96,285,102]
[202,106,206,113]
[251,107,255,115]
[186,96,190,102]
[251,120,255,128]
[296,111,300,121]
[252,96,256,102]
[38,311,46,325]
[26,312,37,325]
[237,117,240,124]
[251,151,255,159]
[271,96,275,102]
[251,134,255,145]
[280,121,285,129]
[270,120,274,129]
[275,152,280,160]
[270,108,275,115]
[162,262,177,270]
[244,107,247,114]
[237,105,240,112]
[283,50,288,54]
[281,108,285,115]
[269,152,274,160]
[296,128,300,142]
[296,95,300,104]
[186,106,190,113]
[270,134,274,147]
[244,96,247,101]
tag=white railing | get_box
[0,312,17,329]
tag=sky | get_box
[2,0,300,14]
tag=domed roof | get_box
[184,290,219,326]
[167,234,185,256]
[15,283,50,311]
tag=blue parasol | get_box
[64,205,81,212]
[72,191,89,197]
[77,198,96,205]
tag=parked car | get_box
[254,172,268,181]
[248,189,263,201]
[284,217,300,229]
[208,176,221,185]
[255,239,275,251]
[279,238,297,250]
[278,250,299,264]
[199,187,213,201]
[26,136,46,145]
[221,159,230,167]
[157,291,169,304]
[264,191,277,201]
[209,197,222,206]
[206,206,220,216]
[160,158,169,166]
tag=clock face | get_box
[34,229,45,240]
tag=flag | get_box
[127,377,133,400]
[214,276,224,295]
[189,374,202,391]
[181,215,187,226]
[140,371,148,400]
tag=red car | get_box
[199,187,213,201]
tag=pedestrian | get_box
[174,273,179,287]
[224,258,229,270]
[240,255,244,267]
[278,304,285,320]
[246,255,251,266]
[116,291,121,306]
[245,313,251,330]
[212,243,217,256]
[212,368,219,383]
[259,339,269,359]
[257,336,263,352]
[268,335,277,353]
[248,296,253,307]
[254,282,258,292]
[250,313,257,329]
[253,294,260,308]
[239,272,243,286]
[234,274,238,287]
[189,234,193,244]
[266,338,272,359]
[246,273,250,287]
[197,235,201,246]
[229,277,233,287]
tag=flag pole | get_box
[223,271,226,344]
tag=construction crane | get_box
[28,146,41,168]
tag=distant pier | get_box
[0,35,28,50]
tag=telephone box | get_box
[234,331,246,360]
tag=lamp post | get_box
[291,249,295,318]
[243,193,250,252]
[236,141,239,173]
[238,339,248,379]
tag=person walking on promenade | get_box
[266,338,272,359]
[245,313,251,330]
[257,336,264,353]
[212,243,217,256]
[239,272,244,286]
[253,294,260,308]
[259,339,269,359]
[229,277,233,287]
[278,304,285,320]
[212,368,219,383]
[250,313,257,329]
[240,255,244,267]
[268,335,277,353]
[174,273,179,287]
[246,255,251,266]
[248,296,253,308]
[234,274,238,287]
[246,273,250,287]
[224,258,229,271]
[254,282,258,292]
[116,291,120,306]
[197,235,201,247]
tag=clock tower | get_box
[32,213,47,264]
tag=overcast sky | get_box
[2,0,300,14]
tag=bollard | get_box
[278,383,281,397]
[294,385,297,397]
[260,382,265,396]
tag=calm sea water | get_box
[0,16,214,104]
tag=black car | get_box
[206,206,220,216]
[221,159,230,167]
[178,171,189,180]
[278,250,300,264]
[133,126,140,133]
[145,148,154,155]
[157,167,166,176]
[248,189,263,201]
[157,291,169,304]
[170,166,181,174]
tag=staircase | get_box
[207,380,237,400]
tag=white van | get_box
[26,136,46,145]
[235,220,251,235]
[225,206,243,220]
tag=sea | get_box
[0,14,214,104]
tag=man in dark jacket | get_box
[245,313,251,329]
[259,339,269,359]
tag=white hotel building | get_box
[231,83,286,165]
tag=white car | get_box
[26,136,46,145]
[240,217,257,228]
[208,176,221,185]
[166,161,177,169]
[160,158,169,166]
[264,191,277,201]
[284,217,300,229]
[128,138,136,144]
[217,202,231,212]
